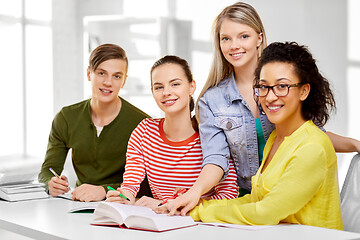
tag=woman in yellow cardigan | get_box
[190,42,343,230]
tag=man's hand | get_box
[48,175,70,197]
[71,184,106,202]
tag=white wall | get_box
[256,0,347,134]
[52,0,124,113]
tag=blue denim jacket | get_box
[198,74,274,191]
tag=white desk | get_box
[0,198,359,240]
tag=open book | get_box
[92,202,197,232]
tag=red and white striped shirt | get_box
[121,118,238,201]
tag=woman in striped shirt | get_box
[106,55,238,209]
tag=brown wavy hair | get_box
[89,44,128,72]
[150,55,198,132]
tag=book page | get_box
[93,215,120,225]
[93,202,196,232]
[93,202,154,225]
[56,191,73,200]
[125,213,196,232]
[199,222,290,230]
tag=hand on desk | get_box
[71,184,106,202]
[48,175,70,197]
[135,196,161,210]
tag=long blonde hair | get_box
[197,2,267,108]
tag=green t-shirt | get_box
[255,118,266,165]
[38,97,149,191]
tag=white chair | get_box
[341,153,360,233]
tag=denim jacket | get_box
[198,74,274,191]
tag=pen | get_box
[158,188,187,206]
[49,168,60,178]
[107,186,130,201]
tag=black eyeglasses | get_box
[254,83,304,97]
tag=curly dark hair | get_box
[254,41,336,126]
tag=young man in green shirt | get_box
[38,44,150,201]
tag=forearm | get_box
[39,112,69,187]
[191,194,252,222]
[155,164,225,216]
[326,131,360,153]
[121,167,144,197]
[210,165,238,200]
[38,151,68,188]
[190,164,224,197]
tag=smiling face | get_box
[88,58,127,104]
[258,62,310,127]
[151,63,195,116]
[219,19,262,70]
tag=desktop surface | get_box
[0,198,359,240]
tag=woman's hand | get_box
[155,164,223,216]
[154,188,202,216]
[105,188,135,205]
[135,196,161,210]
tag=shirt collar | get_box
[222,73,244,105]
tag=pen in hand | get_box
[107,186,130,201]
[49,168,70,190]
[158,188,187,206]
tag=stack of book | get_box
[0,170,49,202]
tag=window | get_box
[0,0,52,159]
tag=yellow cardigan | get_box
[191,121,343,230]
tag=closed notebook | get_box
[0,183,45,194]
[0,188,48,201]
[0,182,48,202]
[92,202,197,232]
